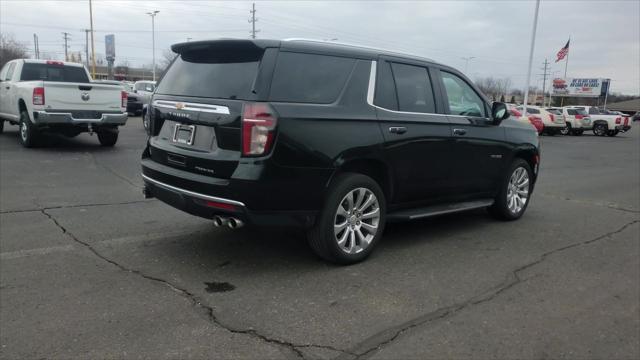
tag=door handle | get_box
[389,126,407,134]
[453,128,467,136]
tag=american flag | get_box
[556,39,570,62]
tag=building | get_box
[88,65,155,81]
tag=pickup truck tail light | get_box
[624,117,629,126]
[242,102,277,157]
[615,117,621,124]
[575,114,584,120]
[33,87,45,105]
[549,114,555,122]
[121,91,127,108]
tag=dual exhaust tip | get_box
[213,215,244,229]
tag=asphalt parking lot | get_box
[1,118,638,359]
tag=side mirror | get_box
[491,102,510,125]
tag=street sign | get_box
[105,34,115,61]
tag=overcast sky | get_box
[1,0,638,94]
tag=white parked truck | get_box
[0,59,127,147]
[569,106,631,137]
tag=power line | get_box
[249,2,260,39]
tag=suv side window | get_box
[389,62,435,113]
[269,52,356,104]
[4,62,16,81]
[374,61,398,110]
[441,71,486,117]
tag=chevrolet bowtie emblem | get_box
[175,102,185,110]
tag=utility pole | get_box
[146,10,159,82]
[33,34,39,59]
[62,32,71,61]
[248,3,260,39]
[539,59,550,106]
[461,56,475,74]
[83,29,90,67]
[89,0,97,78]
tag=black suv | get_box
[141,39,540,264]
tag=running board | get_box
[387,199,494,221]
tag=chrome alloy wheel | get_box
[506,167,530,214]
[334,188,380,254]
[20,121,28,142]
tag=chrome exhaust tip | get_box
[213,216,228,227]
[227,217,244,229]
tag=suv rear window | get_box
[156,48,263,99]
[269,52,355,104]
[21,63,89,83]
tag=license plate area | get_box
[172,124,196,145]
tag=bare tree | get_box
[159,49,177,72]
[0,33,29,69]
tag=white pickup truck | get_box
[0,59,127,147]
[569,106,631,137]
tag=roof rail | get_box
[282,38,434,62]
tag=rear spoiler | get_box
[171,39,280,54]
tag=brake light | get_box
[624,117,629,126]
[615,117,621,124]
[45,60,64,66]
[242,103,277,156]
[575,114,584,120]
[121,90,127,108]
[33,87,45,105]
[549,114,555,121]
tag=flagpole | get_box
[561,36,570,107]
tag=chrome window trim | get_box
[367,60,491,120]
[366,60,448,118]
[152,100,230,115]
[142,174,246,207]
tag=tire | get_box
[19,110,40,148]
[97,130,118,146]
[606,130,619,137]
[488,158,533,221]
[593,123,607,136]
[560,123,571,135]
[307,173,386,264]
[0,119,4,134]
[572,129,584,136]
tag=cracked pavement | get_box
[1,118,639,359]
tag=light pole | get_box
[461,56,475,74]
[146,10,159,81]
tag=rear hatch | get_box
[147,40,275,179]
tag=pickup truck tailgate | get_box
[44,82,123,112]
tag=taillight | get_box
[33,87,45,105]
[575,114,584,120]
[624,117,629,126]
[121,91,127,108]
[615,117,621,124]
[242,102,277,156]
[46,60,64,66]
[549,114,555,121]
[510,109,522,117]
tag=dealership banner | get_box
[552,78,609,97]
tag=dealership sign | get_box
[552,78,610,97]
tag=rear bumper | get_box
[141,156,332,228]
[33,111,128,125]
[142,173,316,227]
[617,125,631,132]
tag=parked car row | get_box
[507,103,633,137]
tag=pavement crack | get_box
[1,199,154,214]
[541,193,640,214]
[341,219,640,360]
[39,208,354,360]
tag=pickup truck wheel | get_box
[488,158,533,221]
[572,129,584,136]
[593,123,607,136]
[307,173,386,264]
[97,130,118,146]
[560,123,571,135]
[19,111,40,148]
